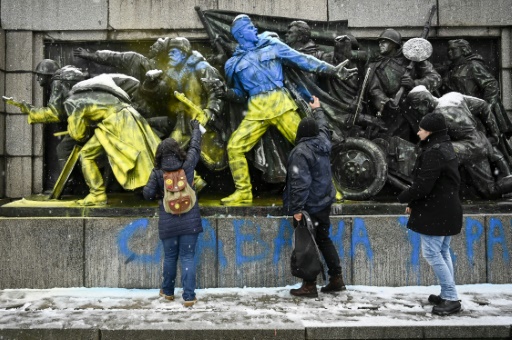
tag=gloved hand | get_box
[190,119,200,130]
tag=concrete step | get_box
[0,285,511,340]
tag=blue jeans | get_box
[161,233,199,301]
[420,234,458,301]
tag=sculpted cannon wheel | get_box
[331,137,388,200]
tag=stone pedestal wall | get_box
[1,214,510,289]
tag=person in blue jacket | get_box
[283,96,346,298]
[143,119,203,307]
[219,14,357,205]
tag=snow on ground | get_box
[0,284,511,330]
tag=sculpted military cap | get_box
[231,14,252,35]
[168,37,191,54]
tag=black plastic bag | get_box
[290,211,326,281]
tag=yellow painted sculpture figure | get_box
[65,74,161,206]
[140,37,227,189]
[220,15,357,205]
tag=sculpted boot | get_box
[320,274,347,293]
[220,190,253,205]
[77,158,107,206]
[221,155,253,205]
[290,281,318,298]
[193,172,207,193]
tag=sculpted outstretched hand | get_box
[73,47,92,59]
[334,59,358,81]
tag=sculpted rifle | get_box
[349,67,372,128]
[174,91,228,171]
[174,91,209,128]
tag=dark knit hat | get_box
[419,112,446,132]
[296,117,319,142]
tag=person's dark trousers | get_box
[294,205,342,277]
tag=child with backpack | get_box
[143,119,203,307]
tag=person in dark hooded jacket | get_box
[398,112,463,316]
[143,119,202,307]
[283,96,346,298]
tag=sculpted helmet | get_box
[378,29,402,45]
[35,59,60,75]
[168,37,191,55]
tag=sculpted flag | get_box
[199,9,348,52]
[198,9,355,183]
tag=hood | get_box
[297,135,330,155]
[160,154,184,172]
[70,74,132,103]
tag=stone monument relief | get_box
[2,6,511,207]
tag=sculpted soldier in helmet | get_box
[366,29,441,141]
[442,39,512,134]
[35,59,60,89]
[3,64,87,190]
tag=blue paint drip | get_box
[398,216,421,285]
[330,220,345,260]
[487,218,510,263]
[273,219,294,283]
[273,219,293,265]
[350,218,374,261]
[465,217,483,268]
[117,218,161,264]
[350,218,374,284]
[196,218,228,270]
